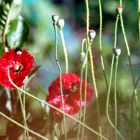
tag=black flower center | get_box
[13,63,24,75]
[63,82,79,95]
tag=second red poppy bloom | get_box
[46,73,93,116]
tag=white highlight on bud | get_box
[57,19,65,29]
[88,30,96,41]
[52,14,59,24]
[112,47,121,57]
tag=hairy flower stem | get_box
[85,0,102,139]
[53,24,67,140]
[59,28,69,73]
[98,0,108,88]
[119,5,140,134]
[7,69,108,140]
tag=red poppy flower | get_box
[46,73,93,116]
[0,49,34,89]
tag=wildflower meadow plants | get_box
[0,0,140,140]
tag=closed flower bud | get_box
[52,14,59,24]
[112,47,121,57]
[57,19,65,29]
[88,30,96,41]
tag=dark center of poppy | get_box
[13,63,24,74]
[63,82,79,95]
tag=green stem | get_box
[106,56,124,140]
[85,0,102,139]
[119,4,140,134]
[59,29,69,73]
[138,0,140,39]
[7,69,108,140]
[114,58,119,140]
[53,23,67,140]
[106,13,124,140]
[98,0,108,88]
[18,90,30,139]
[81,40,88,140]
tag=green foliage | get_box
[7,15,29,48]
[0,0,22,36]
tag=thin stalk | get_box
[85,0,102,139]
[114,58,119,140]
[0,112,49,140]
[119,4,140,133]
[59,29,69,73]
[113,14,119,140]
[17,90,30,139]
[7,69,108,140]
[106,13,124,140]
[53,23,67,140]
[81,55,88,140]
[77,39,88,140]
[138,0,140,39]
[77,69,84,140]
[106,56,124,140]
[98,0,108,88]
[131,75,140,140]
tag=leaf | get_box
[7,15,29,48]
[0,0,22,36]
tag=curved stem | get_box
[106,13,124,140]
[7,69,108,140]
[53,24,67,140]
[119,2,140,134]
[85,0,103,139]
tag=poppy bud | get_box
[52,14,59,24]
[88,30,96,41]
[112,47,121,58]
[57,19,65,29]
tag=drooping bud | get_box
[112,47,121,58]
[57,19,65,29]
[52,14,59,24]
[88,30,96,41]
